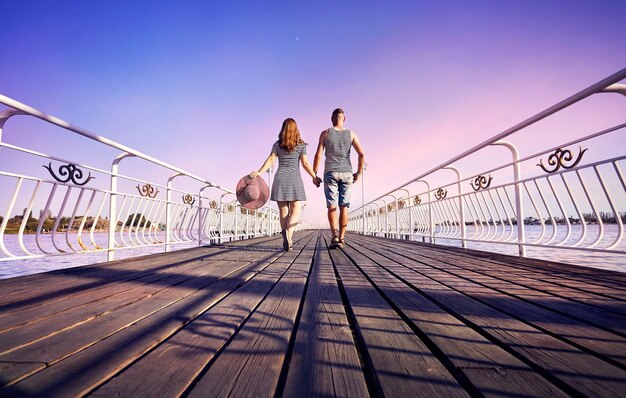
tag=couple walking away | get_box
[240,108,365,251]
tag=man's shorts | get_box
[324,171,353,208]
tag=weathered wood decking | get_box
[1,231,626,397]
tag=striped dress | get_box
[270,141,307,201]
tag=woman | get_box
[250,118,320,251]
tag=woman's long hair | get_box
[278,118,305,152]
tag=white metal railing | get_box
[349,68,626,260]
[0,94,279,263]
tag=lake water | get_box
[0,226,624,280]
[0,232,198,279]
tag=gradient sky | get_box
[1,0,625,225]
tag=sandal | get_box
[337,239,345,249]
[330,237,340,249]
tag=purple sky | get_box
[1,1,625,225]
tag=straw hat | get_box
[236,175,270,209]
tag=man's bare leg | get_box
[338,206,349,242]
[286,201,301,247]
[327,206,339,242]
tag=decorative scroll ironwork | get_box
[387,204,393,212]
[435,188,447,200]
[470,175,493,191]
[228,205,234,212]
[182,194,196,206]
[136,183,159,198]
[537,146,588,174]
[43,162,94,186]
[379,208,384,214]
[398,200,405,209]
[413,196,421,205]
[209,200,218,209]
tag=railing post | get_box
[380,199,387,237]
[219,202,224,243]
[246,209,249,238]
[384,194,399,239]
[165,179,172,252]
[198,186,208,247]
[234,205,239,240]
[444,166,465,248]
[394,196,399,238]
[198,189,203,246]
[375,203,380,236]
[407,196,412,240]
[423,185,434,243]
[361,163,367,235]
[364,205,371,235]
[108,166,118,261]
[493,140,526,256]
[399,188,411,240]
[109,152,135,261]
[409,179,432,243]
[165,172,185,251]
[267,211,271,236]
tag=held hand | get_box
[353,173,359,183]
[313,176,322,187]
[249,171,258,179]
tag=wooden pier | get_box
[1,231,625,397]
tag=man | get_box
[313,108,365,248]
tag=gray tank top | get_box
[324,127,353,172]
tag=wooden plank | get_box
[0,255,228,333]
[0,257,256,354]
[89,233,315,397]
[283,234,369,397]
[358,235,626,326]
[0,249,268,387]
[0,233,282,304]
[0,235,285,327]
[0,243,293,396]
[375,234,626,287]
[328,237,469,397]
[346,236,626,397]
[0,245,224,302]
[185,235,315,397]
[395,247,626,333]
[360,237,626,364]
[400,241,626,308]
[361,234,626,301]
[340,243,568,397]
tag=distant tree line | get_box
[2,213,110,233]
[581,212,626,224]
[1,210,167,234]
[415,211,626,228]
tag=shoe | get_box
[281,230,289,251]
[337,239,345,249]
[330,237,340,249]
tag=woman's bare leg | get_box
[286,201,301,246]
[277,201,290,231]
[277,201,290,250]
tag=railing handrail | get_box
[357,68,626,210]
[0,94,233,194]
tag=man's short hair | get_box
[331,108,344,125]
